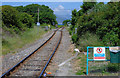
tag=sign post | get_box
[86,46,110,75]
[37,8,40,26]
[75,28,77,34]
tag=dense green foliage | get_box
[20,13,34,28]
[2,4,57,55]
[15,4,57,25]
[81,2,97,13]
[2,5,23,33]
[69,2,120,75]
[71,9,77,26]
[2,5,34,33]
[70,2,120,46]
[2,4,57,34]
[71,2,97,28]
[62,19,70,25]
[107,63,119,72]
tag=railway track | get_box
[1,28,63,78]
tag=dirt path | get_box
[46,28,76,76]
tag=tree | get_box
[76,2,120,46]
[15,6,24,12]
[62,19,70,25]
[2,5,23,31]
[80,2,97,13]
[2,5,34,33]
[22,4,57,24]
[20,13,34,28]
[71,9,77,26]
[77,9,83,17]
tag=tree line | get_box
[2,4,57,34]
[69,2,120,46]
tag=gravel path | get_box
[46,28,76,76]
[1,30,54,74]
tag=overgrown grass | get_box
[2,26,47,55]
[77,32,104,52]
[89,61,119,76]
[76,53,86,75]
[76,53,119,76]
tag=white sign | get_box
[94,47,105,60]
[37,22,40,26]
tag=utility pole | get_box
[37,8,40,26]
[38,8,39,23]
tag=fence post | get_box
[86,47,89,75]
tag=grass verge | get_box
[76,53,119,76]
[76,53,86,75]
[77,32,104,52]
[73,32,118,76]
[2,26,47,55]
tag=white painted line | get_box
[58,52,79,67]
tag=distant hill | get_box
[56,14,71,24]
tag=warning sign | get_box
[94,47,105,60]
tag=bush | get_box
[2,5,35,34]
[107,63,119,72]
[78,32,104,51]
[2,6,22,31]
[72,34,78,43]
[102,31,119,46]
[69,30,72,35]
[76,2,120,46]
[20,13,34,28]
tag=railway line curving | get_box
[1,28,63,78]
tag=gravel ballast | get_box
[46,28,76,76]
[2,30,54,74]
[11,30,61,76]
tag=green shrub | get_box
[62,19,70,25]
[20,12,34,28]
[77,2,120,46]
[78,32,104,51]
[107,63,119,72]
[76,70,85,75]
[2,5,22,30]
[102,31,119,46]
[72,34,78,43]
[69,30,72,35]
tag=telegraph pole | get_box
[38,8,39,23]
[37,8,40,26]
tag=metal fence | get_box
[87,47,119,76]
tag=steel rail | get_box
[1,29,58,78]
[38,28,63,78]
